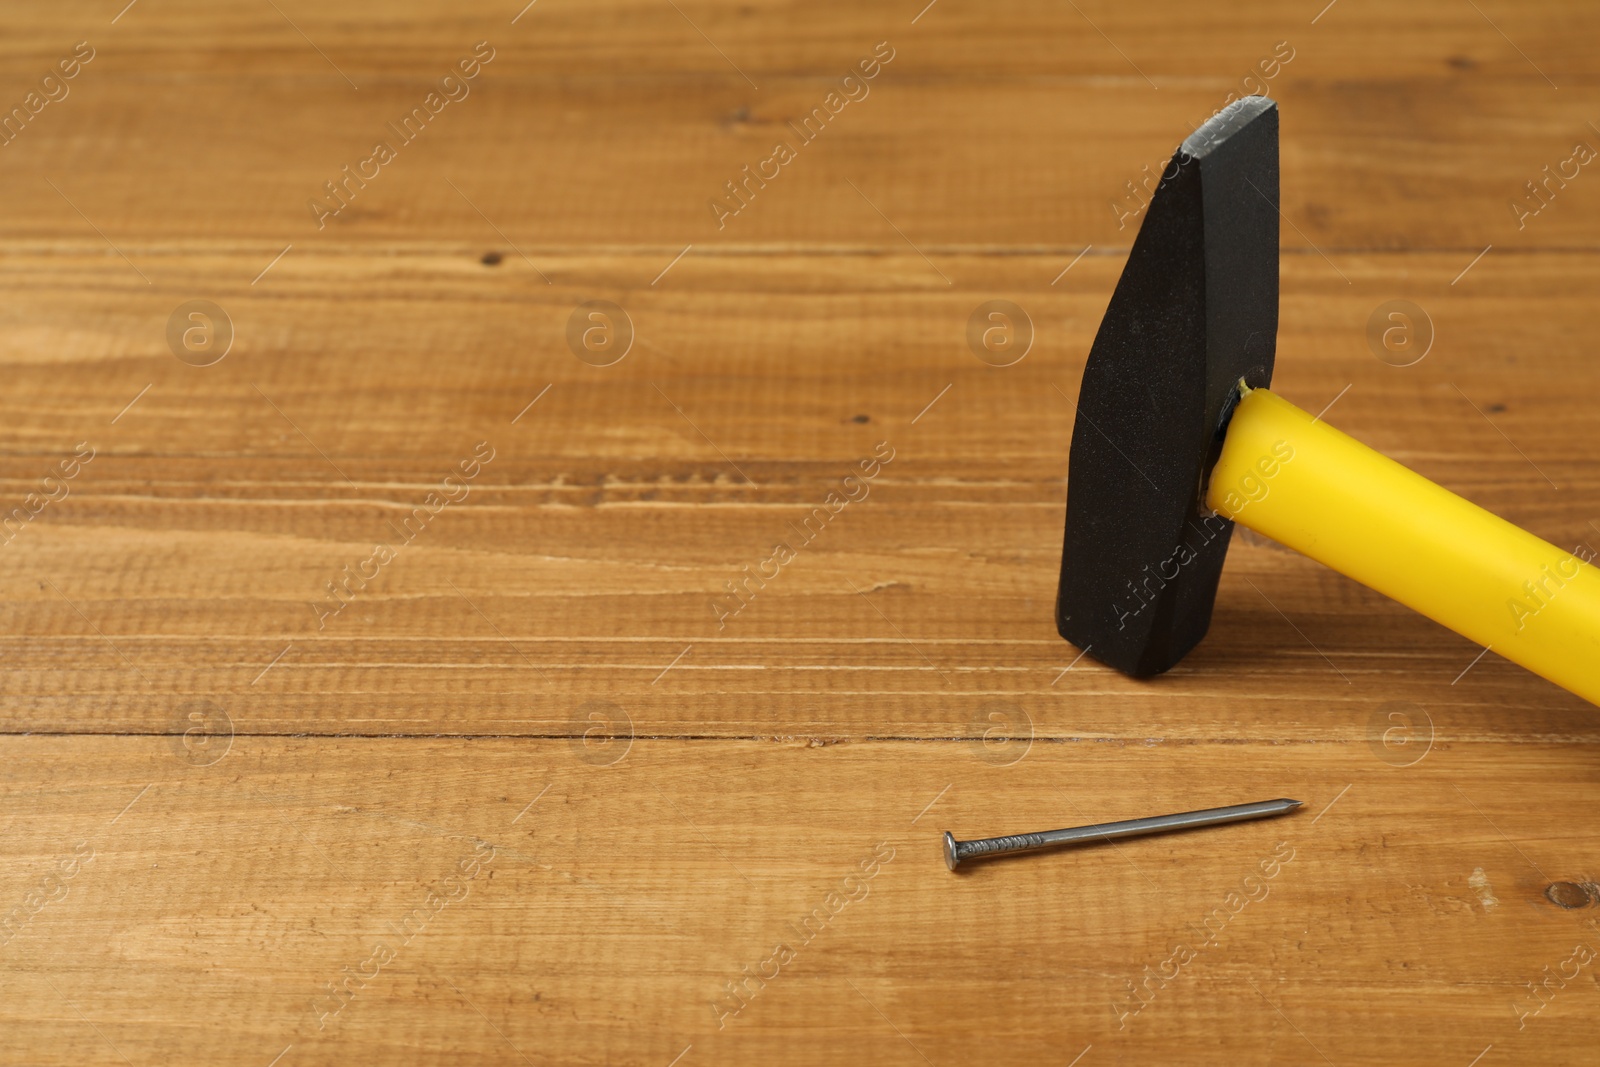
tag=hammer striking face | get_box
[1057,96,1279,677]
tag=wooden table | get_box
[3,1,1597,1063]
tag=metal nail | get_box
[943,798,1302,871]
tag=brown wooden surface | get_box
[3,1,1599,1064]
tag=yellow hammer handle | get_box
[1206,387,1600,706]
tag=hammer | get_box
[1057,96,1600,705]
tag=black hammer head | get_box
[1057,96,1279,677]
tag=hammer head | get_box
[1057,97,1279,676]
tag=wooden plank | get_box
[0,250,1595,735]
[0,3,1598,251]
[2,738,1597,1065]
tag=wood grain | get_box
[2,0,1598,1063]
[4,738,1599,1066]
